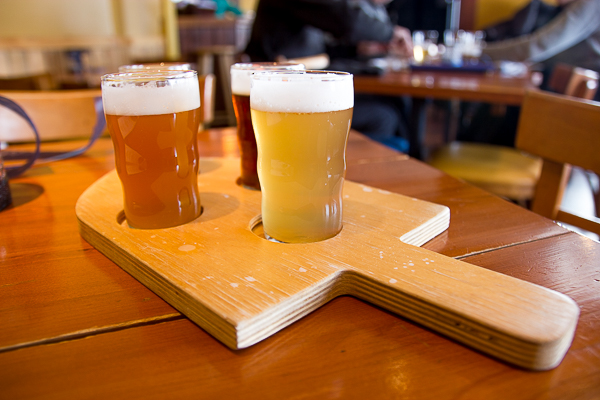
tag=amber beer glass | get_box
[101,70,202,229]
[230,62,304,190]
[250,70,354,243]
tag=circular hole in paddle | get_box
[249,214,284,243]
[116,210,126,225]
[249,214,267,239]
[116,206,205,228]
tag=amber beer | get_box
[230,62,304,190]
[101,70,202,229]
[231,92,258,189]
[250,70,354,243]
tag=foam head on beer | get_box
[250,70,354,113]
[101,70,202,229]
[102,71,200,116]
[231,62,305,96]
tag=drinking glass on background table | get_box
[412,30,442,64]
[250,70,353,243]
[443,30,487,65]
[230,62,305,190]
[101,70,202,229]
[412,30,426,63]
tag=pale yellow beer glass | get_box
[101,70,202,229]
[230,62,304,190]
[250,70,354,243]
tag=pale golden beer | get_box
[250,70,354,243]
[101,70,202,229]
[230,62,304,190]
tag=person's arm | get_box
[483,0,600,63]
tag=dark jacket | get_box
[244,0,394,61]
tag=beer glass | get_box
[101,70,202,229]
[118,62,193,72]
[230,62,304,190]
[250,70,354,243]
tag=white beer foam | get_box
[250,72,354,113]
[231,67,254,96]
[102,78,200,116]
[231,63,305,96]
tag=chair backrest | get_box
[547,63,599,100]
[0,89,103,142]
[547,63,573,95]
[515,89,600,235]
[565,67,599,100]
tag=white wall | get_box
[0,0,116,38]
[0,0,168,73]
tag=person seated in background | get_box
[385,0,447,36]
[483,0,563,42]
[483,0,600,86]
[483,0,600,218]
[458,0,600,146]
[243,0,414,153]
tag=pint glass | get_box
[250,70,354,243]
[230,62,304,190]
[101,70,202,229]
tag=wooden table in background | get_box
[354,69,540,159]
[1,129,599,399]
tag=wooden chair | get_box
[564,67,599,100]
[548,64,599,100]
[427,65,599,204]
[515,90,600,236]
[546,63,573,95]
[0,89,103,142]
[0,89,106,178]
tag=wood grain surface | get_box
[354,69,538,105]
[1,129,599,399]
[76,157,578,370]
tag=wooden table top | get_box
[354,69,540,105]
[2,128,599,399]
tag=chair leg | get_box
[531,161,571,220]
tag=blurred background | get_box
[0,0,566,126]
